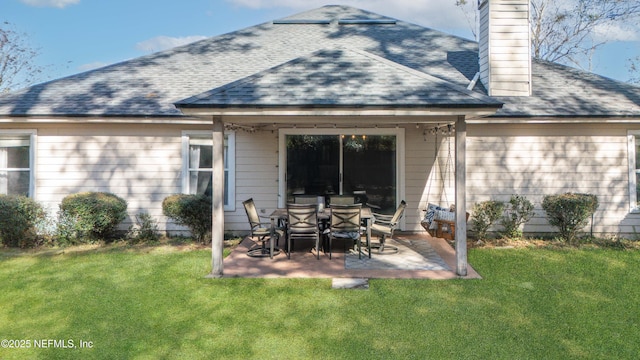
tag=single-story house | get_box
[1,1,640,276]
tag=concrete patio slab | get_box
[332,278,369,289]
[220,233,482,280]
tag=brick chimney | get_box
[478,0,532,96]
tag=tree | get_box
[630,55,640,84]
[0,21,42,93]
[530,0,640,69]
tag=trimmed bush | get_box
[162,194,211,243]
[500,195,535,239]
[58,192,128,242]
[542,193,599,243]
[471,200,505,240]
[0,195,46,247]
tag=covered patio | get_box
[222,232,481,279]
[174,48,502,279]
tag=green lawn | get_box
[1,244,639,359]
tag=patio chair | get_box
[324,204,364,259]
[370,200,407,254]
[286,203,321,259]
[329,195,355,206]
[243,198,280,258]
[295,195,326,212]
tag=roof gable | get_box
[176,48,501,109]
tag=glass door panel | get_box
[343,135,396,213]
[286,135,339,203]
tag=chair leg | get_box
[247,234,281,258]
[370,233,399,255]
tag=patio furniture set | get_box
[243,197,407,260]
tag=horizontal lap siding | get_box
[227,131,279,232]
[33,123,201,232]
[8,121,638,238]
[468,123,640,236]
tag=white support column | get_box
[455,116,468,277]
[208,116,225,278]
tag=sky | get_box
[3,0,640,87]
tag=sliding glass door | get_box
[282,129,402,214]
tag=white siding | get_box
[468,123,640,236]
[0,122,220,233]
[478,0,532,96]
[33,124,190,231]
[5,120,640,238]
[226,130,280,231]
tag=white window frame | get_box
[182,130,235,211]
[277,127,405,210]
[0,129,36,198]
[628,131,640,213]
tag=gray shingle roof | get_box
[176,48,501,109]
[0,5,638,118]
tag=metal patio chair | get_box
[286,203,321,259]
[243,198,280,258]
[370,200,407,254]
[324,204,364,259]
[329,195,355,206]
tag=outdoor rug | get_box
[345,238,451,271]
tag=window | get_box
[0,131,35,197]
[182,131,235,211]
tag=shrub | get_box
[127,212,160,243]
[0,195,46,247]
[542,193,599,244]
[471,200,505,240]
[500,195,535,239]
[162,194,211,243]
[58,192,128,243]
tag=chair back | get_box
[330,204,362,232]
[242,198,261,230]
[390,200,407,226]
[295,195,325,211]
[294,195,318,204]
[287,204,319,235]
[330,195,355,206]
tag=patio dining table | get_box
[269,207,373,258]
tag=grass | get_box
[1,243,639,359]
